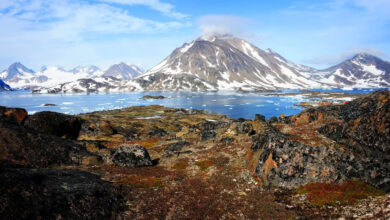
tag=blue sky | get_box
[0,0,389,71]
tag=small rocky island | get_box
[140,95,166,100]
[1,90,389,219]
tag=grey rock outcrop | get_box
[112,145,153,167]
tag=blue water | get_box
[0,89,385,119]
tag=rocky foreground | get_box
[1,90,390,219]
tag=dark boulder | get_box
[236,121,254,135]
[268,116,278,124]
[147,126,167,137]
[250,130,366,189]
[0,120,92,167]
[24,111,83,139]
[201,130,217,141]
[112,145,153,167]
[220,137,235,144]
[199,120,228,131]
[254,114,266,122]
[162,141,188,157]
[0,162,124,219]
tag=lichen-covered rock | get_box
[319,90,390,157]
[0,106,28,125]
[254,114,266,122]
[236,121,254,135]
[24,111,83,139]
[0,162,124,219]
[0,120,92,167]
[162,141,188,157]
[251,90,390,192]
[147,126,167,137]
[251,130,362,189]
[112,145,153,167]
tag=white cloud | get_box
[197,15,251,38]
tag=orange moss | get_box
[352,118,361,130]
[245,149,262,173]
[297,179,384,206]
[295,114,310,125]
[4,109,27,124]
[195,159,214,171]
[317,112,323,121]
[173,160,190,170]
[82,156,100,165]
[120,176,164,188]
[263,152,278,178]
[86,144,99,153]
[127,137,162,149]
[378,118,387,133]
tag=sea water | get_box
[0,89,383,119]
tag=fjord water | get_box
[0,89,380,119]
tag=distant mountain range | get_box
[1,34,389,93]
[0,62,144,92]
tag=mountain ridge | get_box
[2,35,390,92]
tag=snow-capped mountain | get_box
[102,62,143,80]
[28,63,143,93]
[135,34,323,91]
[0,79,11,91]
[33,76,131,94]
[0,62,35,87]
[310,54,390,88]
[4,35,390,93]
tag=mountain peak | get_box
[0,62,35,81]
[350,53,380,62]
[103,63,143,80]
[197,33,236,42]
[8,62,34,73]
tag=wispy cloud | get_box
[196,14,261,41]
[0,0,189,43]
[0,0,190,70]
[97,0,188,19]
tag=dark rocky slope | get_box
[251,90,390,192]
[0,162,124,219]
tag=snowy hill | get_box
[102,63,143,80]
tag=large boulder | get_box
[0,162,124,219]
[250,130,362,189]
[162,141,188,157]
[0,120,91,167]
[112,145,153,167]
[254,114,266,122]
[24,111,83,139]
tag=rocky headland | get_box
[1,90,389,219]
